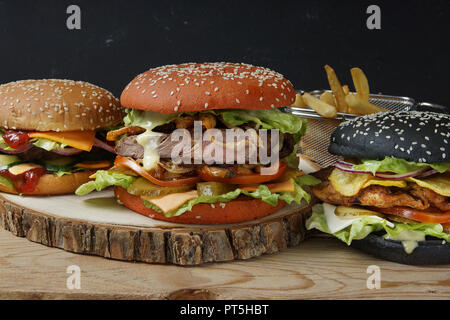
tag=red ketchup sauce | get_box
[2,130,31,149]
[0,167,47,193]
[0,130,46,192]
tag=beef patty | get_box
[115,132,295,164]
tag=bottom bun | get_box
[114,186,286,224]
[351,233,450,265]
[0,170,96,195]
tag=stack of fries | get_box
[292,66,389,118]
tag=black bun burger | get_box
[0,79,123,195]
[306,111,450,264]
[76,62,320,224]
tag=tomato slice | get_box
[371,206,450,224]
[197,162,287,185]
[114,156,200,187]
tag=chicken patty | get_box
[312,170,450,211]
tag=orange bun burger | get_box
[76,62,320,224]
[0,79,123,194]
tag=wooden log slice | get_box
[0,190,314,265]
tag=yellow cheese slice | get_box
[408,173,450,197]
[9,163,44,176]
[362,178,407,189]
[74,161,112,169]
[29,130,96,152]
[239,179,295,193]
[141,190,198,213]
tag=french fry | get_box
[320,91,336,106]
[302,92,337,118]
[345,94,389,115]
[342,85,350,95]
[324,65,349,113]
[350,67,370,101]
[291,92,307,108]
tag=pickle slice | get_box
[196,182,237,196]
[335,206,386,219]
[386,215,419,225]
[127,177,193,197]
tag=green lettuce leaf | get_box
[31,138,67,151]
[75,170,137,195]
[220,109,307,137]
[53,168,83,177]
[123,109,178,130]
[352,156,450,175]
[306,204,450,245]
[145,175,320,217]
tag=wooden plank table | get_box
[1,228,449,300]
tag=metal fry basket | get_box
[283,91,416,168]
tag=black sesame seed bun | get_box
[120,62,296,113]
[329,111,450,163]
[0,79,124,131]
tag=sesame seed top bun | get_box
[120,62,296,113]
[329,111,450,163]
[0,79,124,131]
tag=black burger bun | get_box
[329,111,450,163]
[351,234,450,265]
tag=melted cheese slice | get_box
[29,131,96,151]
[329,168,409,197]
[239,179,295,193]
[362,178,407,189]
[74,161,112,169]
[408,173,450,197]
[324,203,394,233]
[9,163,44,175]
[141,190,198,213]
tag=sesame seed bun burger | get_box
[306,111,450,264]
[0,79,124,195]
[76,62,320,224]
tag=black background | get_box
[1,0,449,106]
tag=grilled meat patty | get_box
[115,132,295,164]
[312,169,450,211]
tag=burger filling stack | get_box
[0,79,123,194]
[76,62,320,224]
[307,111,450,253]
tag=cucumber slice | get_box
[42,157,78,172]
[0,155,23,171]
[0,175,14,190]
[0,155,21,167]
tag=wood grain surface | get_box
[0,228,449,300]
[0,192,313,265]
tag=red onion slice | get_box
[336,160,354,168]
[93,138,116,154]
[335,163,429,180]
[0,143,33,154]
[50,148,84,156]
[415,169,439,179]
[374,168,429,180]
[335,163,371,174]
